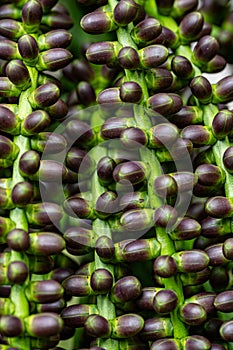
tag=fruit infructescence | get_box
[1,0,233,349]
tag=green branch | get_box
[89,138,119,348]
[104,1,188,339]
[8,67,38,350]
[203,103,233,198]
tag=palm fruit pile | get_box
[2,0,233,349]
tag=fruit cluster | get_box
[2,0,233,349]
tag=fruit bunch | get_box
[2,0,233,349]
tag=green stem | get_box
[140,133,188,339]
[11,136,30,185]
[175,45,202,76]
[109,0,150,104]
[203,103,233,198]
[88,122,119,348]
[144,0,179,32]
[144,0,158,17]
[105,0,188,339]
[8,67,38,350]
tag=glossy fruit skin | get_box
[193,35,219,62]
[179,12,204,41]
[153,289,178,314]
[172,249,210,272]
[153,255,178,277]
[132,17,162,45]
[110,276,142,304]
[111,313,144,338]
[6,59,31,88]
[0,315,24,337]
[140,317,173,341]
[81,11,117,34]
[151,338,181,350]
[213,75,233,103]
[24,313,64,337]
